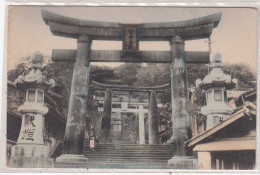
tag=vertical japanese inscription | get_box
[122,24,141,57]
[22,114,36,141]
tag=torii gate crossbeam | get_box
[42,10,221,41]
[92,81,170,92]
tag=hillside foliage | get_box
[8,55,257,142]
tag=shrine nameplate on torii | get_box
[42,9,221,168]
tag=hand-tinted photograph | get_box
[5,6,257,170]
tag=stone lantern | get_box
[9,51,55,168]
[196,53,237,130]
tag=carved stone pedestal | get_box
[8,145,54,168]
[9,157,54,168]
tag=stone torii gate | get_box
[41,9,221,167]
[92,81,170,145]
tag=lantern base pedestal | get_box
[8,144,54,168]
[55,154,88,168]
[167,156,197,169]
[8,157,54,168]
[10,144,50,157]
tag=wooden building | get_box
[185,89,257,170]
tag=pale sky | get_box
[7,6,258,73]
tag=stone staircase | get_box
[83,141,175,169]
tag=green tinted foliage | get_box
[222,64,256,90]
[135,64,170,86]
[113,63,142,85]
[90,66,115,83]
[187,64,208,88]
[8,56,257,142]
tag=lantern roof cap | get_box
[196,53,237,90]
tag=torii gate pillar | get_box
[167,36,196,168]
[99,89,112,143]
[149,91,159,144]
[56,35,91,165]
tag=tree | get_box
[135,63,170,86]
[90,66,115,83]
[222,63,256,90]
[187,64,209,88]
[8,61,30,82]
[113,63,142,85]
[8,55,257,142]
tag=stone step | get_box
[84,150,173,155]
[85,146,173,149]
[84,149,173,152]
[87,157,170,161]
[86,156,172,160]
[84,143,173,146]
[87,161,169,167]
[55,161,169,169]
[87,160,169,164]
[84,149,173,153]
[83,141,172,147]
[85,147,173,150]
[85,156,172,160]
[85,152,172,155]
[55,159,170,167]
[84,152,172,156]
[84,148,172,151]
[85,154,172,160]
[81,143,174,168]
[88,158,170,164]
[84,146,174,151]
[84,151,172,156]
